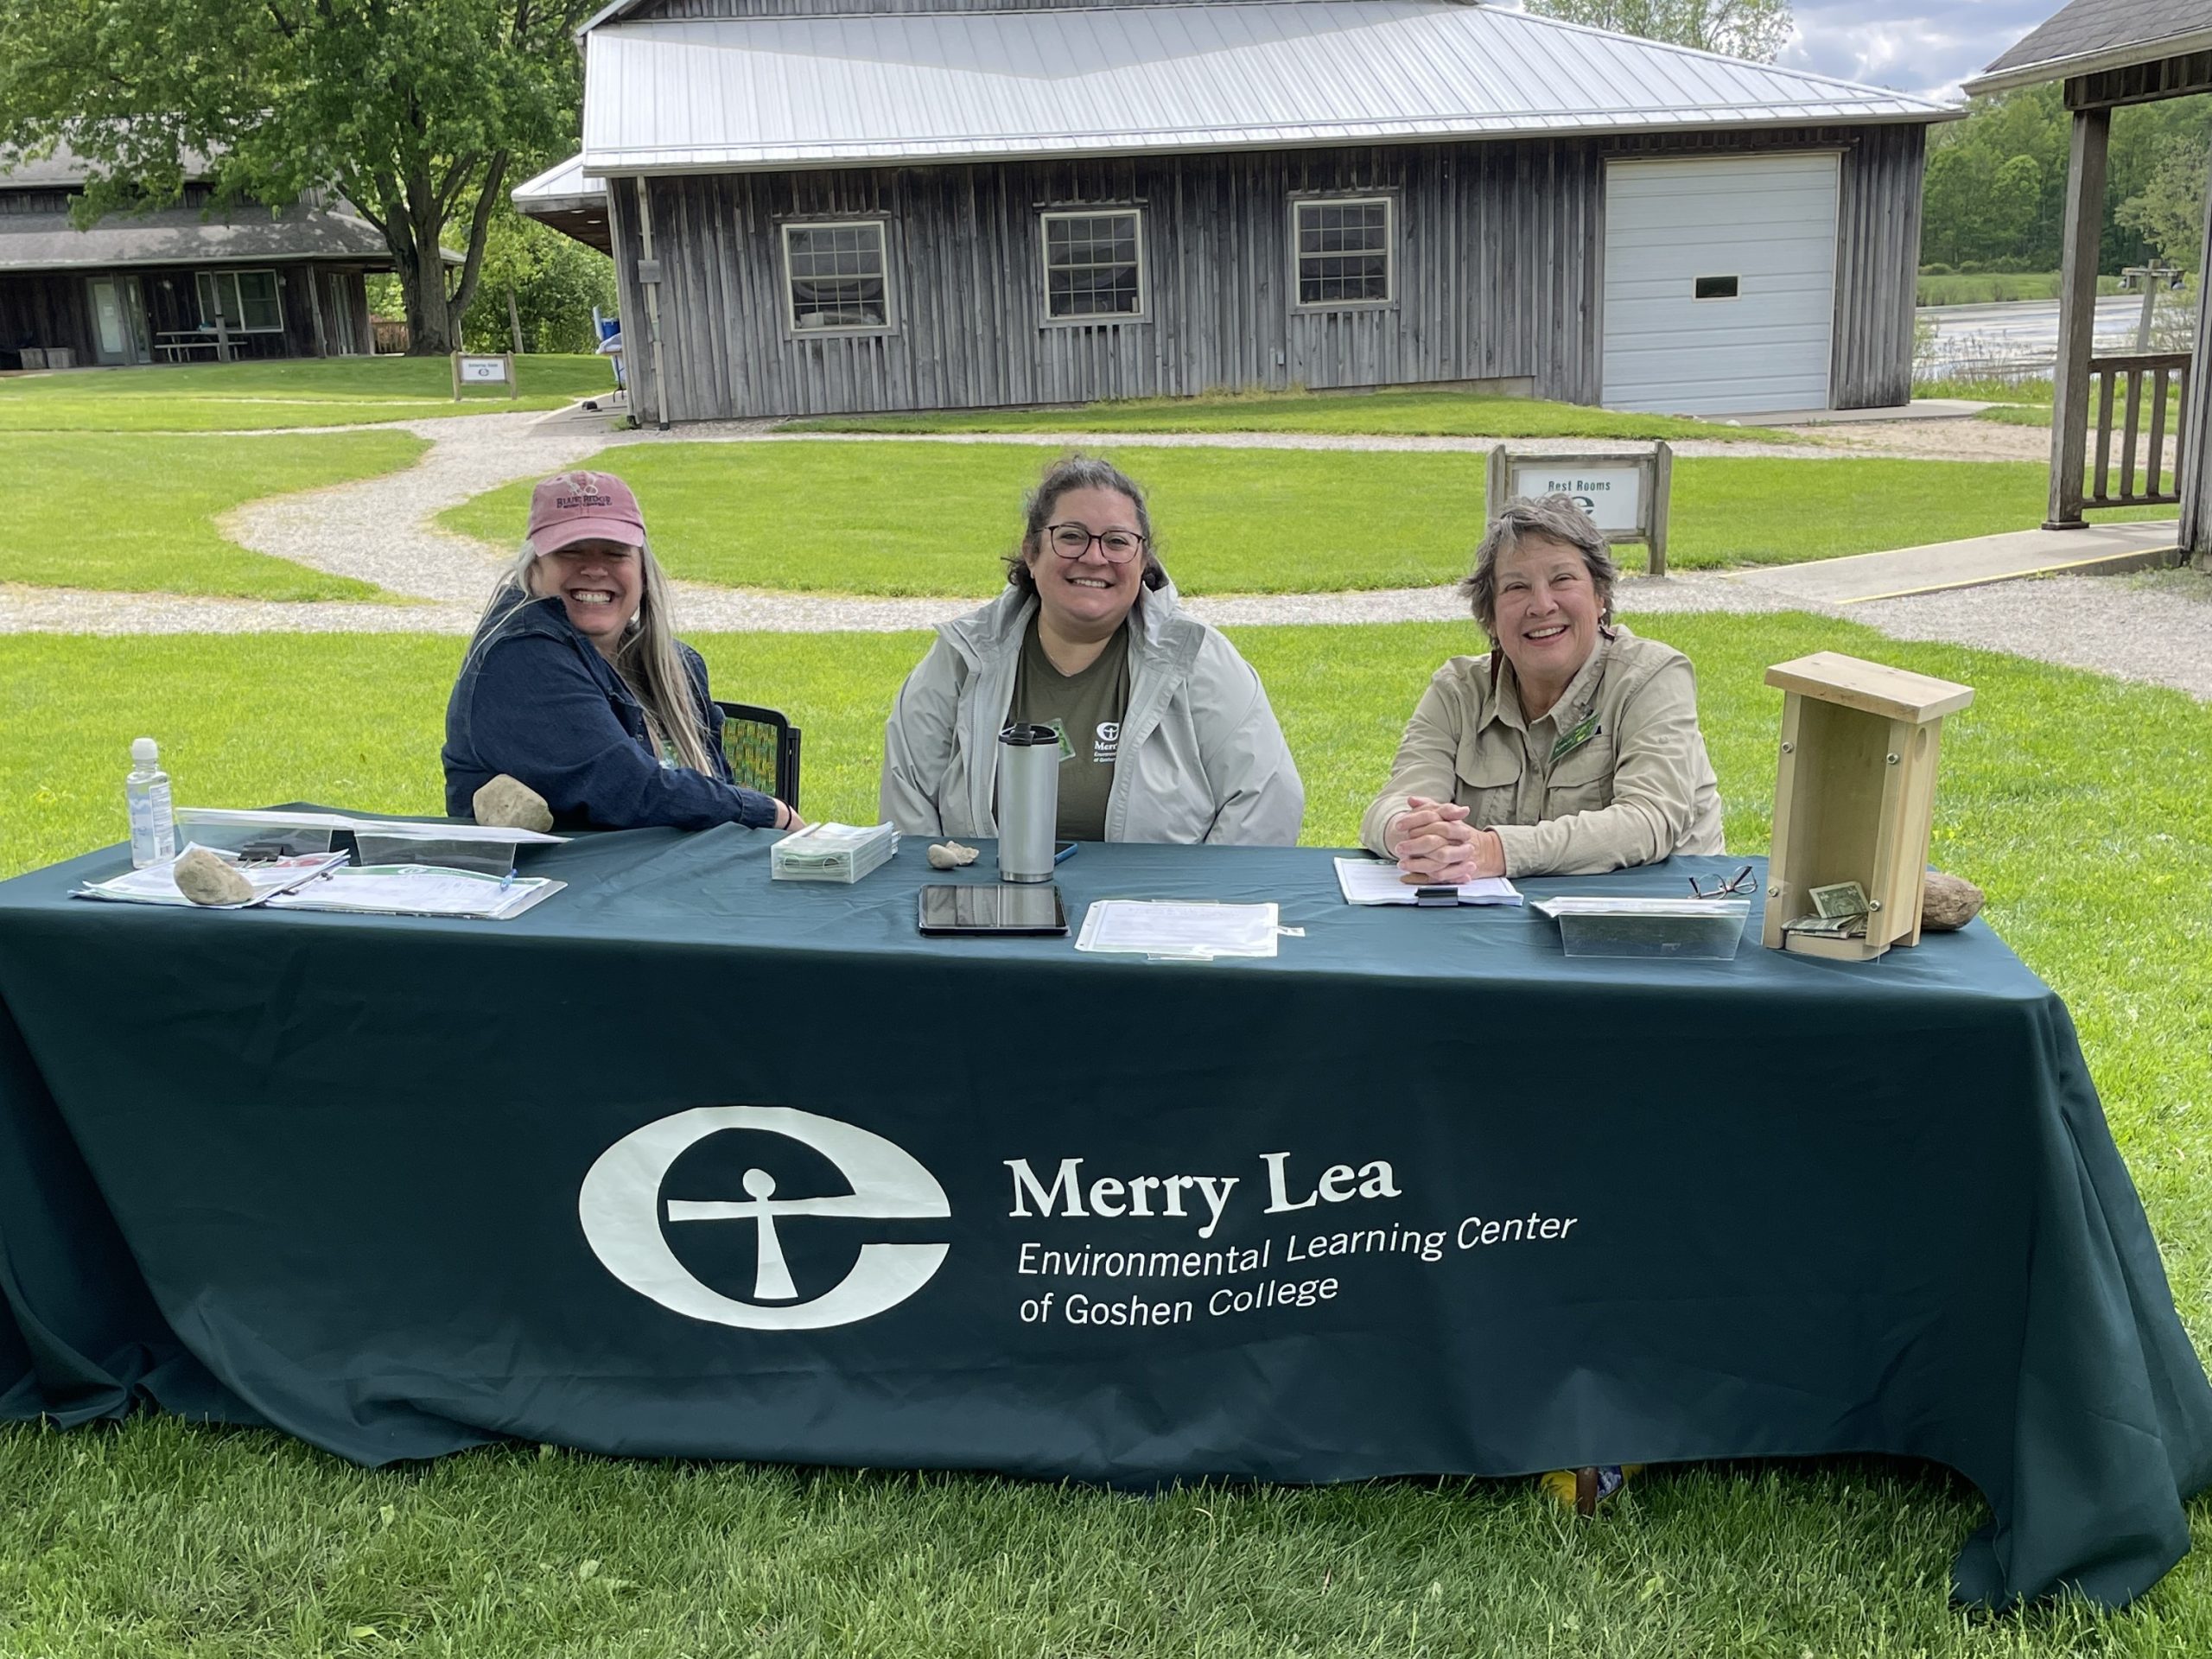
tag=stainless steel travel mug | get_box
[996,722,1060,884]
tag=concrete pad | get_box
[1730,520,2181,606]
[1724,400,1992,427]
[530,397,631,435]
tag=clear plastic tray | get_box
[1532,896,1751,960]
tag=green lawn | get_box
[1917,375,2055,406]
[439,442,2168,596]
[7,432,428,601]
[1974,394,2186,432]
[781,386,1798,443]
[0,354,620,432]
[1915,272,2126,306]
[3,615,2210,1655]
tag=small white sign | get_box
[1510,464,1643,532]
[458,355,509,385]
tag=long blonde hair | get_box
[467,536,718,777]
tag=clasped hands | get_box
[1386,796,1504,887]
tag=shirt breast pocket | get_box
[1454,733,1527,829]
[1546,737,1617,815]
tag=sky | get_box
[1773,2,2052,102]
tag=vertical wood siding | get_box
[1828,123,1925,409]
[620,124,1923,423]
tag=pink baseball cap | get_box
[526,470,646,554]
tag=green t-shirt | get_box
[1008,616,1131,842]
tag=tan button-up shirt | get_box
[1359,628,1725,878]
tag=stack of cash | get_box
[770,821,900,884]
[1782,880,1870,939]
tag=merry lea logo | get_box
[579,1106,950,1331]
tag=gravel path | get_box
[10,403,2210,703]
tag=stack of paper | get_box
[1333,858,1522,907]
[265,865,563,921]
[1075,899,1281,961]
[772,822,899,884]
[75,847,347,909]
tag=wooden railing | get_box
[2082,351,2190,511]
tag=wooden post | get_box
[450,352,462,402]
[2046,108,2108,530]
[2183,135,2212,568]
[505,352,518,400]
[1648,442,1672,578]
[304,265,329,359]
[505,285,524,356]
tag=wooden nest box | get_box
[1763,652,1975,963]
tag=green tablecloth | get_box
[3,826,2207,1609]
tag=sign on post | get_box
[451,353,519,401]
[1484,442,1673,575]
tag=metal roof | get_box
[512,155,613,253]
[514,154,603,211]
[1965,0,2212,98]
[0,200,397,273]
[579,2,1955,176]
[0,141,221,190]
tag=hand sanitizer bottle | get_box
[126,737,176,868]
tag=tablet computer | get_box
[918,883,1069,937]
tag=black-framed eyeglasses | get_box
[1045,523,1146,563]
[1688,865,1758,899]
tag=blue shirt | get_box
[442,593,780,831]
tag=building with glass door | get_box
[1,147,393,369]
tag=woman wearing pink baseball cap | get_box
[442,468,802,833]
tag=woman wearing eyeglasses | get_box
[880,454,1303,844]
[1362,493,1723,885]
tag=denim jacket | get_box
[442,593,779,831]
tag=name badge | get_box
[1551,709,1601,764]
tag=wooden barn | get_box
[524,0,1955,425]
[0,146,389,369]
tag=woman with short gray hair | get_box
[1359,493,1722,881]
[880,454,1303,845]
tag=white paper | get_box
[74,848,348,909]
[1333,857,1522,907]
[1075,899,1280,960]
[265,865,563,920]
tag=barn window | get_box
[1294,197,1392,308]
[194,269,283,333]
[782,220,893,333]
[1040,210,1145,321]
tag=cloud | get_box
[1780,2,2055,101]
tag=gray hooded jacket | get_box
[880,583,1304,844]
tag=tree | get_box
[1520,0,1792,64]
[0,0,590,354]
[459,207,618,354]
[2118,134,2210,276]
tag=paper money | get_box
[1785,912,1871,939]
[1808,880,1870,920]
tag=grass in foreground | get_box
[3,615,2209,1655]
[7,432,427,601]
[0,354,618,432]
[780,386,1799,443]
[440,442,2168,596]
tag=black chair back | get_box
[715,702,802,810]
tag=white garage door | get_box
[1600,155,1840,416]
